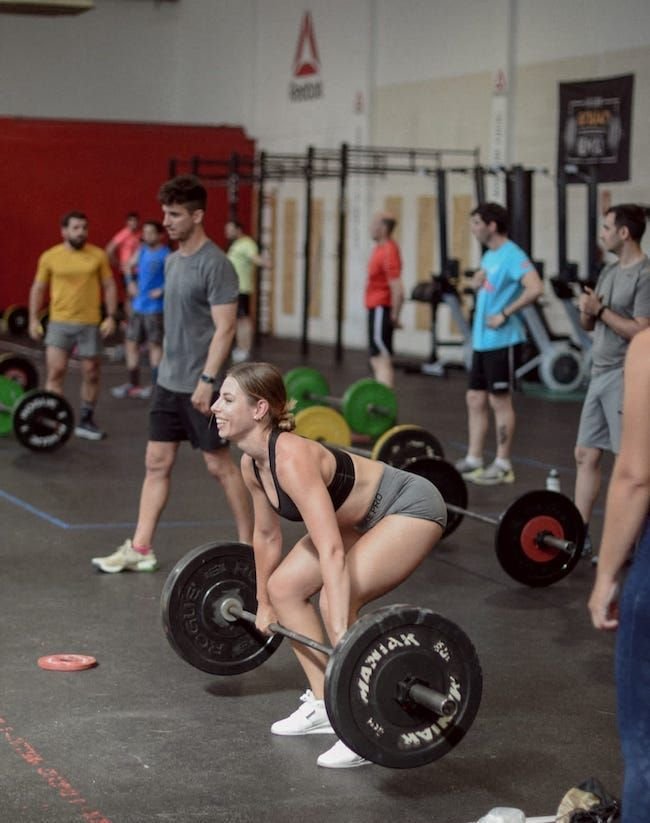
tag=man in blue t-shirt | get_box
[455,202,544,485]
[111,220,169,399]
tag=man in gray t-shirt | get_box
[92,175,254,574]
[158,241,238,392]
[574,204,650,559]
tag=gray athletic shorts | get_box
[355,463,447,533]
[45,321,102,358]
[126,312,164,345]
[576,368,623,453]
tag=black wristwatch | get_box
[596,305,607,321]
[200,373,216,384]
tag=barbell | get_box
[293,404,585,587]
[284,367,398,438]
[0,375,74,452]
[403,456,585,587]
[161,540,483,769]
[1,304,29,336]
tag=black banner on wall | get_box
[558,74,634,182]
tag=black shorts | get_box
[149,384,228,451]
[367,306,394,357]
[468,345,521,394]
[125,312,164,345]
[237,293,251,319]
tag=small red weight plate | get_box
[520,516,562,562]
[37,654,97,672]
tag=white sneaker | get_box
[470,460,515,485]
[317,739,371,769]
[271,690,334,735]
[91,539,158,573]
[231,348,249,364]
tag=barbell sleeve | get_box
[406,681,458,718]
[535,532,575,555]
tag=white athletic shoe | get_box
[91,539,158,573]
[270,690,334,735]
[317,739,371,769]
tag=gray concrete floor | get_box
[0,334,620,823]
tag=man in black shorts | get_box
[92,176,253,573]
[454,203,543,485]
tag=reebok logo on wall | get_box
[289,11,323,102]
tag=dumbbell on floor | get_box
[0,375,74,452]
[284,367,398,438]
[161,540,483,769]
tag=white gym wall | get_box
[1,0,649,352]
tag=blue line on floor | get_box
[67,520,234,531]
[0,489,234,531]
[0,488,70,528]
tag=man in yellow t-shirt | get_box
[28,210,118,440]
[225,220,269,362]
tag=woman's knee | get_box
[267,568,293,605]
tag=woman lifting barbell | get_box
[211,362,447,769]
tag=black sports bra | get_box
[252,429,355,522]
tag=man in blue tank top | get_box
[455,202,544,485]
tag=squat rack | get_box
[170,143,482,362]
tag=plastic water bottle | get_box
[477,808,526,823]
[546,468,561,493]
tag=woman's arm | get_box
[588,330,650,629]
[241,456,283,628]
[275,437,351,645]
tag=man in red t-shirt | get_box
[364,212,404,387]
[106,212,141,316]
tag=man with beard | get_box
[91,175,253,573]
[28,210,118,440]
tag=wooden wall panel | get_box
[383,197,403,243]
[282,199,297,316]
[308,199,324,318]
[451,194,473,276]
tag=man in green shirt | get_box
[225,220,269,362]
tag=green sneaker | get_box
[470,461,515,485]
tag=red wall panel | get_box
[1,117,255,308]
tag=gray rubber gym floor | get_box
[1,334,619,823]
